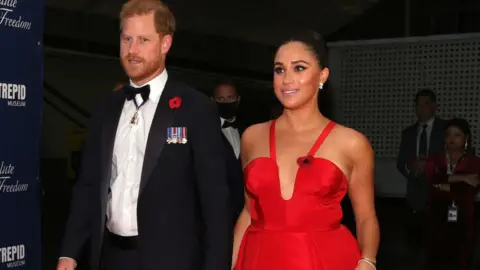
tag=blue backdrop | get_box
[0,0,44,269]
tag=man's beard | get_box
[121,55,162,84]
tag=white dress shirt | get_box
[106,70,168,236]
[416,117,435,157]
[221,117,240,159]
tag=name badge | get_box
[447,202,458,222]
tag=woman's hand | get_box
[464,174,479,187]
[433,184,450,192]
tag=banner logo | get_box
[0,0,32,31]
[0,244,26,268]
[0,161,28,193]
[0,82,26,107]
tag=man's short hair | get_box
[120,0,176,36]
[213,79,238,97]
[415,88,437,103]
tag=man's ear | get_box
[160,34,173,55]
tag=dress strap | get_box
[308,121,336,156]
[269,120,277,161]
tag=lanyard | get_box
[445,151,466,208]
[130,98,148,124]
[446,151,466,175]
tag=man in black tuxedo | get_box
[212,81,245,221]
[397,89,445,246]
[56,1,232,270]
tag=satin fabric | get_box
[236,121,361,270]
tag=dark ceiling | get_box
[42,0,381,79]
[46,0,378,45]
[42,0,480,79]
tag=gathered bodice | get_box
[244,120,348,232]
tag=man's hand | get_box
[57,257,76,270]
[408,158,426,174]
[407,160,417,172]
[434,184,450,192]
[416,156,427,174]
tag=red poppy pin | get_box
[169,96,182,109]
[297,155,314,168]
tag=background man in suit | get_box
[212,80,245,221]
[397,89,445,246]
[57,1,232,270]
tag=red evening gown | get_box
[236,120,361,270]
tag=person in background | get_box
[396,89,445,246]
[57,1,232,270]
[212,80,245,221]
[213,79,244,138]
[424,118,480,270]
[233,31,379,270]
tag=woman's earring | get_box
[319,83,323,90]
[464,141,468,150]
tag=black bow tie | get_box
[124,85,150,101]
[222,120,237,129]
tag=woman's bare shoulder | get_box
[240,121,271,165]
[332,123,370,147]
[241,121,271,144]
[330,123,373,161]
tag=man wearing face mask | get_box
[213,80,245,221]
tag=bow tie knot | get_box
[124,84,150,102]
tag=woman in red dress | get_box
[425,118,480,270]
[232,31,380,270]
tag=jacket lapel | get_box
[407,125,418,158]
[139,79,176,195]
[100,92,125,203]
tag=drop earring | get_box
[464,140,468,150]
[319,83,324,90]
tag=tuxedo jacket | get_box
[397,117,446,210]
[60,79,233,270]
[222,124,246,221]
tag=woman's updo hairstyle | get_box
[281,31,329,69]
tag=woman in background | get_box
[232,31,379,270]
[425,118,480,270]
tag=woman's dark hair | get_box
[445,118,472,150]
[281,31,329,69]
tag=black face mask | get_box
[216,101,238,119]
